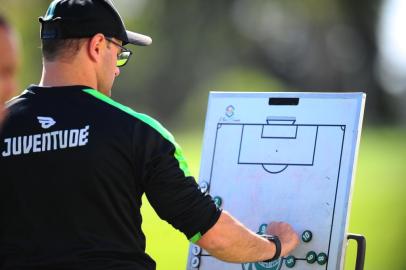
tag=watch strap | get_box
[262,234,282,262]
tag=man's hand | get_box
[197,211,300,263]
[267,222,300,257]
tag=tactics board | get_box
[186,92,365,270]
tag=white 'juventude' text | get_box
[1,125,90,157]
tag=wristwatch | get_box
[261,234,282,262]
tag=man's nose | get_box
[115,67,120,77]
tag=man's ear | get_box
[88,34,106,63]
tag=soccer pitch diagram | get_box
[187,92,365,270]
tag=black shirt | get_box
[0,85,221,270]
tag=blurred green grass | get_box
[141,127,406,270]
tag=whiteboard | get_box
[186,92,365,270]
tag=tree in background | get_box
[3,0,405,128]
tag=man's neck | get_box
[39,61,97,89]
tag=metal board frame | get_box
[187,92,365,270]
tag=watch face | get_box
[263,235,277,241]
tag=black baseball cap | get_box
[39,0,152,46]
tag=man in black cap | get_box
[0,1,299,269]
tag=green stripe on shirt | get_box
[189,232,202,243]
[82,89,191,177]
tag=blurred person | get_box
[0,82,7,124]
[0,1,298,269]
[0,14,19,125]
